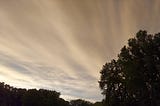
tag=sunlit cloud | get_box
[0,0,160,101]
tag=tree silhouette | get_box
[70,99,93,106]
[99,30,160,106]
[0,82,71,106]
[0,82,98,106]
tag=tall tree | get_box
[99,30,160,106]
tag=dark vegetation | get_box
[0,82,102,106]
[0,82,68,106]
[99,30,160,106]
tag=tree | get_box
[99,30,160,106]
[0,82,70,106]
[70,99,93,106]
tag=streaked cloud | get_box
[0,0,160,102]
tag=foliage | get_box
[0,82,69,106]
[99,30,160,106]
[0,82,96,106]
[70,99,93,106]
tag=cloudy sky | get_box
[0,0,160,102]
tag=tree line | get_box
[0,82,102,106]
[99,30,160,106]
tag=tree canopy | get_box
[0,82,69,106]
[0,82,95,106]
[70,99,93,106]
[99,30,160,106]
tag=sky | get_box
[0,0,160,102]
